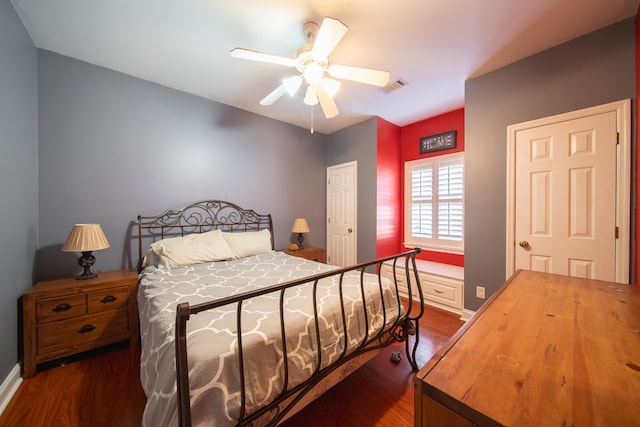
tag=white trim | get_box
[506,99,631,283]
[0,364,22,416]
[460,309,475,322]
[401,243,463,256]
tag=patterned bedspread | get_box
[138,251,402,426]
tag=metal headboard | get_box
[137,200,274,272]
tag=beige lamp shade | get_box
[62,224,110,252]
[62,224,110,280]
[291,218,310,233]
[291,218,310,249]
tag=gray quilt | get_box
[138,251,402,426]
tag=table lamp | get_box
[291,218,310,249]
[61,224,110,280]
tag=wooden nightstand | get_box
[21,269,138,378]
[280,246,326,263]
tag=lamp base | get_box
[297,233,305,250]
[76,251,98,280]
[76,270,98,280]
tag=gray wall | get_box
[464,18,636,311]
[326,118,378,263]
[36,51,328,281]
[0,1,38,379]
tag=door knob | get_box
[348,228,353,233]
[518,240,530,248]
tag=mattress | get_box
[138,251,402,426]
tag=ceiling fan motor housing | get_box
[303,21,319,43]
[296,45,328,84]
[297,21,328,82]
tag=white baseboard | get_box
[460,309,475,322]
[0,364,22,416]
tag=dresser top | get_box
[26,269,138,295]
[417,269,640,426]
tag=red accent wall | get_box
[399,108,465,266]
[376,117,402,258]
[635,7,639,285]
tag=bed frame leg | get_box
[405,320,420,371]
[393,317,420,371]
[176,303,192,427]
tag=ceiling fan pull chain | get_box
[310,105,314,134]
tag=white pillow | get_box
[141,248,159,269]
[150,229,234,269]
[223,229,272,259]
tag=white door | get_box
[326,161,357,266]
[506,100,631,283]
[515,112,616,278]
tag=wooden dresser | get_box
[22,269,138,378]
[415,270,640,426]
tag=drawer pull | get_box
[100,295,117,304]
[78,324,96,334]
[433,289,445,294]
[53,303,72,313]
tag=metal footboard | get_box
[174,248,424,427]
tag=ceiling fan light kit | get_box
[303,61,324,85]
[231,17,390,122]
[283,76,302,96]
[304,86,318,106]
[322,78,341,97]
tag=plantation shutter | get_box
[411,165,433,238]
[438,159,463,242]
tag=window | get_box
[404,153,464,253]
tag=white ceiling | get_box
[11,0,639,134]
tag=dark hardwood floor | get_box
[0,306,463,427]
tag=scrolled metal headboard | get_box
[137,200,274,272]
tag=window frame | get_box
[404,152,464,254]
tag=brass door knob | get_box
[519,240,530,248]
[348,228,353,233]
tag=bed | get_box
[136,200,425,427]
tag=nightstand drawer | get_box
[37,294,86,323]
[88,286,129,313]
[37,308,129,355]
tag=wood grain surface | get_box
[416,270,640,426]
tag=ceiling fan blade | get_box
[328,64,390,87]
[315,84,339,118]
[260,84,288,106]
[311,17,348,61]
[231,48,297,67]
[261,76,302,106]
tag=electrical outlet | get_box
[476,286,486,299]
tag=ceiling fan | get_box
[231,17,390,119]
